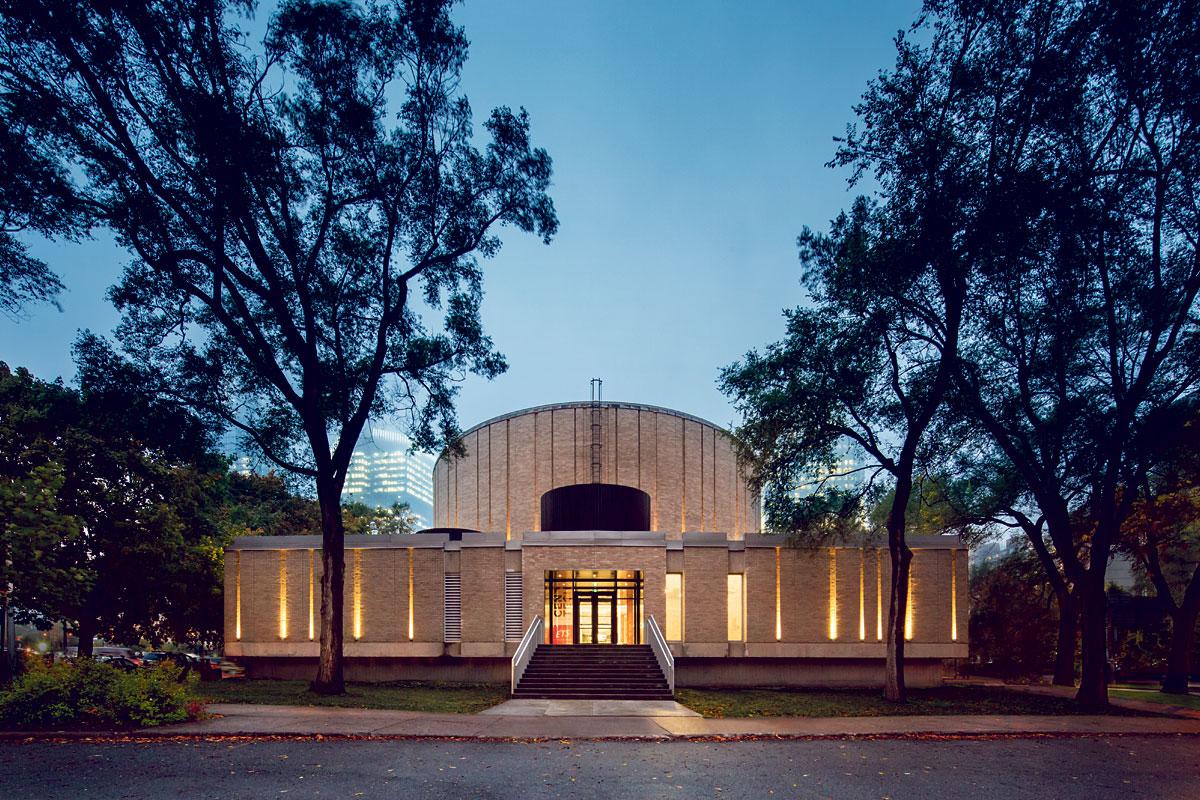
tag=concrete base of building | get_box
[241,656,510,684]
[239,655,955,689]
[675,657,954,689]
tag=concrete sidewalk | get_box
[105,701,1200,740]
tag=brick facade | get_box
[225,533,967,667]
[433,403,761,538]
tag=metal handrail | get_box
[510,615,543,695]
[644,615,675,695]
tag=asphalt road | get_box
[2,735,1197,799]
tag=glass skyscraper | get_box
[342,428,436,529]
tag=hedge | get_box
[0,658,203,729]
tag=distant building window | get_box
[665,573,683,641]
[727,574,745,642]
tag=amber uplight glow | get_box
[858,549,866,641]
[904,568,915,641]
[307,549,315,641]
[234,551,242,640]
[353,549,363,640]
[774,546,782,641]
[950,550,958,641]
[278,551,288,640]
[408,547,415,641]
[827,548,838,640]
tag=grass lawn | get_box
[200,679,509,714]
[1110,687,1200,711]
[675,686,1137,718]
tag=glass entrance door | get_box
[545,570,643,645]
[573,591,616,644]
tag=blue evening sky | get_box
[1,0,920,441]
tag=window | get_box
[727,573,745,642]
[665,573,683,641]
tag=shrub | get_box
[0,659,204,729]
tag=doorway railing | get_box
[643,615,675,695]
[511,615,543,695]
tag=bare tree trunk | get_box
[311,477,346,695]
[1162,608,1196,695]
[1052,587,1078,687]
[1161,570,1200,695]
[1075,575,1109,709]
[884,473,914,703]
[76,617,96,658]
[885,541,913,702]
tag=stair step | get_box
[514,644,671,700]
[519,681,668,688]
[508,690,672,695]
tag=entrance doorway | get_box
[544,570,642,645]
[574,591,615,644]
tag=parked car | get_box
[96,655,140,671]
[93,646,142,666]
[217,659,245,680]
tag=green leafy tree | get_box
[948,0,1200,707]
[0,0,556,693]
[722,0,1042,700]
[0,350,229,655]
[934,454,1081,686]
[221,471,415,538]
[969,546,1060,678]
[0,108,85,318]
[1122,402,1200,693]
[0,370,90,670]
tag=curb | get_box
[3,729,1200,744]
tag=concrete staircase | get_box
[512,644,673,700]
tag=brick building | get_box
[225,401,968,690]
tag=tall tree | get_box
[0,0,556,692]
[969,545,1061,679]
[941,455,1081,686]
[950,0,1200,707]
[1121,401,1200,694]
[723,197,967,703]
[0,348,229,655]
[0,107,84,318]
[722,0,1047,700]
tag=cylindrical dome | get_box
[432,401,760,538]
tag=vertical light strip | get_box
[278,550,288,640]
[875,550,883,641]
[234,551,242,640]
[858,549,866,641]
[774,546,782,641]
[828,548,838,640]
[950,550,958,641]
[307,549,315,641]
[904,565,915,641]
[353,549,363,641]
[407,547,415,641]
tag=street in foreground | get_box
[1,736,1196,799]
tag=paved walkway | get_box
[1003,683,1200,719]
[480,699,701,717]
[72,701,1194,740]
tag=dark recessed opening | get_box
[539,483,651,531]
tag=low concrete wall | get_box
[240,656,509,684]
[240,654,954,688]
[675,657,953,689]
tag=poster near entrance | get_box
[544,570,643,645]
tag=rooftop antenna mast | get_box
[590,378,603,483]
